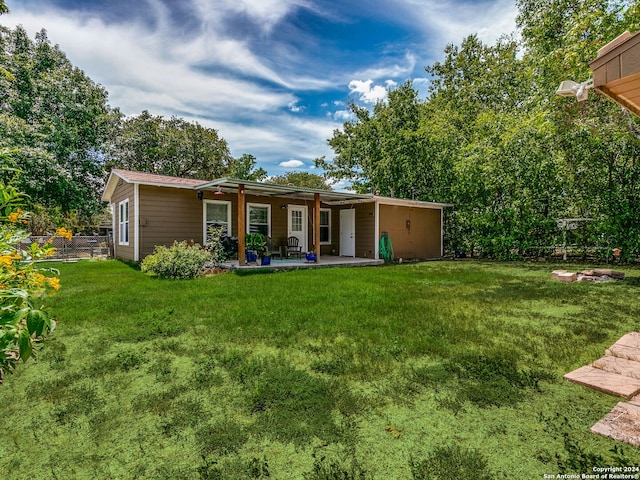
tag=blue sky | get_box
[1,0,517,181]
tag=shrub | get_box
[205,226,227,267]
[141,241,210,279]
[0,149,60,383]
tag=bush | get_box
[141,241,210,279]
[0,149,60,383]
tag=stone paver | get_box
[563,365,640,398]
[591,402,640,447]
[592,355,640,381]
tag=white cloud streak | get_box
[279,159,305,168]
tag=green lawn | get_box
[3,259,640,479]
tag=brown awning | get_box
[590,31,640,118]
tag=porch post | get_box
[314,193,321,262]
[238,184,246,266]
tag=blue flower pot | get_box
[261,256,271,266]
[305,253,317,262]
[246,250,257,263]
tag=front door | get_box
[340,209,356,256]
[288,205,307,253]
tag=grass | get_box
[2,259,640,479]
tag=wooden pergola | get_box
[590,30,640,117]
[195,179,373,266]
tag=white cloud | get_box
[348,79,389,104]
[288,102,304,113]
[279,159,305,168]
[333,110,354,122]
[396,0,517,48]
[353,52,417,81]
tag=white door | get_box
[288,205,307,253]
[340,209,356,256]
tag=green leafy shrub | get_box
[0,149,60,383]
[205,225,227,266]
[141,241,211,279]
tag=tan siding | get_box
[379,204,441,259]
[111,182,134,261]
[355,204,375,258]
[139,185,203,258]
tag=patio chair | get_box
[287,236,303,259]
[266,236,282,259]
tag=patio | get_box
[222,255,384,271]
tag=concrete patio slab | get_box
[222,256,385,271]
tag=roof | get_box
[102,169,209,201]
[102,169,452,208]
[195,178,374,204]
[590,30,640,118]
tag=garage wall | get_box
[379,204,441,259]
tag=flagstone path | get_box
[564,332,640,447]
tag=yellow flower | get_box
[46,277,60,291]
[32,273,46,287]
[55,227,73,241]
[7,212,19,223]
[0,255,12,267]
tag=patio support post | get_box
[238,184,246,266]
[314,193,321,262]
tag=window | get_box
[247,203,271,236]
[118,199,129,245]
[205,200,231,236]
[320,209,331,244]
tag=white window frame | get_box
[203,200,232,244]
[247,203,271,237]
[320,208,331,245]
[118,199,129,245]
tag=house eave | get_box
[196,178,374,203]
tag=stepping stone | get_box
[563,366,640,398]
[592,268,625,279]
[607,333,640,362]
[552,270,577,282]
[592,355,640,380]
[591,402,640,447]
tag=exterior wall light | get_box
[556,79,593,102]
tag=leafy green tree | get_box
[267,171,332,190]
[0,26,117,219]
[108,111,266,181]
[318,81,447,199]
[226,153,267,181]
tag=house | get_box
[101,169,451,264]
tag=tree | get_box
[267,171,332,190]
[0,26,118,219]
[226,154,267,182]
[108,111,266,181]
[318,81,442,198]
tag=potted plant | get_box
[305,247,317,262]
[261,249,272,266]
[245,233,265,264]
